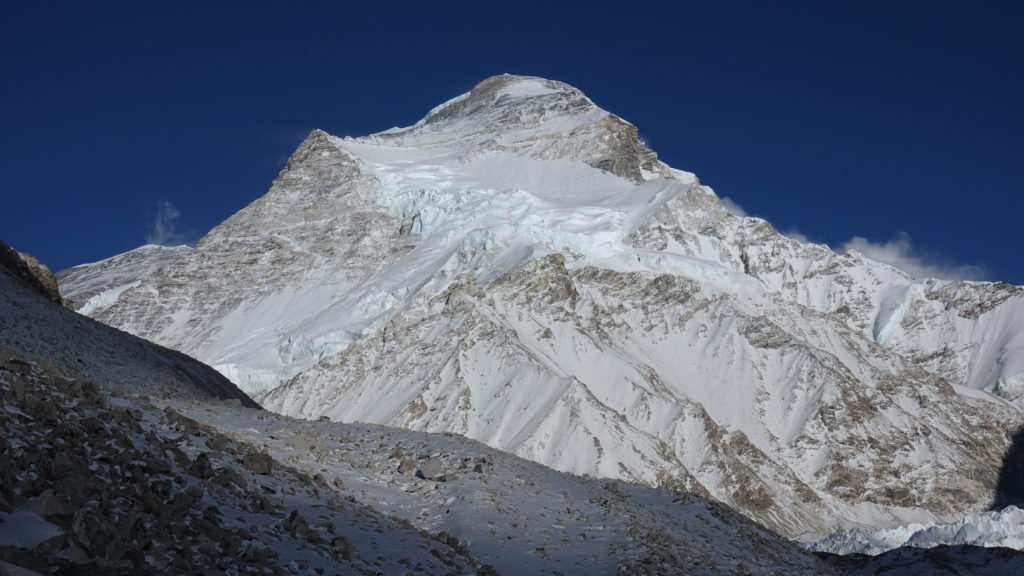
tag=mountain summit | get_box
[60,74,1024,540]
[376,74,663,183]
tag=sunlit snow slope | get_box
[67,74,1024,540]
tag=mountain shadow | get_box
[992,425,1024,509]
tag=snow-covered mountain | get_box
[2,240,843,575]
[62,74,1024,540]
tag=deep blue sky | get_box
[3,1,1022,283]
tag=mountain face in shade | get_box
[61,74,1024,540]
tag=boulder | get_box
[242,452,274,475]
[282,511,321,544]
[19,490,67,519]
[331,535,354,561]
[416,458,444,481]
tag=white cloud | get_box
[145,201,186,246]
[780,229,812,244]
[841,232,985,281]
[719,196,748,217]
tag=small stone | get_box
[10,379,27,402]
[436,531,467,553]
[331,535,354,561]
[205,434,227,452]
[71,508,118,559]
[143,455,172,475]
[282,510,321,544]
[49,451,78,479]
[213,469,247,490]
[193,453,215,479]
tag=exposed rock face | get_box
[0,241,70,308]
[68,74,1024,540]
[589,114,661,183]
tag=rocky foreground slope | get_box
[59,75,1024,540]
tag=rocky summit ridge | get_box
[59,74,1024,541]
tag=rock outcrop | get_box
[0,241,70,308]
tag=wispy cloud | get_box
[719,196,749,217]
[842,232,985,281]
[145,201,188,246]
